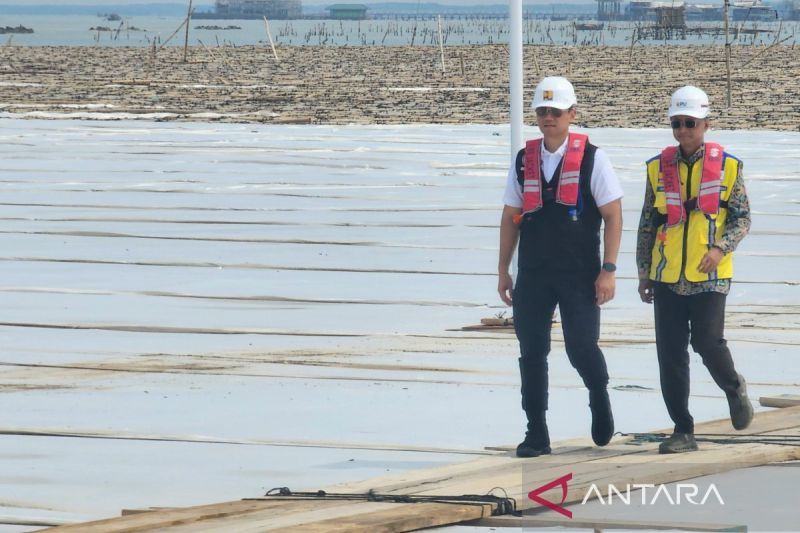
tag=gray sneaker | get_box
[728,374,754,430]
[658,432,698,454]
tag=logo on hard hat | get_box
[543,90,554,101]
[676,101,688,107]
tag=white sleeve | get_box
[590,148,624,207]
[502,161,523,208]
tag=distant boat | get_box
[575,22,604,31]
[0,25,34,34]
[195,25,243,31]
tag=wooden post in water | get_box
[263,17,279,61]
[437,15,446,73]
[723,0,732,108]
[183,0,193,63]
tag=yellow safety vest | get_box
[646,149,741,283]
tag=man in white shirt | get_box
[498,76,623,457]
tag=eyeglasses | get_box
[536,107,564,118]
[671,118,699,129]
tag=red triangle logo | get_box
[527,473,573,518]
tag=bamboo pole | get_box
[159,17,187,50]
[183,0,193,63]
[723,0,731,108]
[263,17,279,62]
[739,33,793,69]
[437,15,445,73]
[197,39,235,83]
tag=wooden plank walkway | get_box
[47,405,800,532]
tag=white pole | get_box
[509,0,524,284]
[509,0,524,162]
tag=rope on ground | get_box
[259,487,520,516]
[617,432,800,447]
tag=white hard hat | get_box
[668,86,710,119]
[531,76,577,110]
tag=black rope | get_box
[694,437,800,447]
[259,487,519,516]
[618,432,800,447]
[695,433,800,439]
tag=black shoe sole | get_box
[658,444,699,454]
[516,446,552,458]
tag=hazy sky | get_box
[0,0,568,4]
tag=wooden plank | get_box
[156,501,399,533]
[470,515,746,532]
[459,324,513,331]
[760,394,800,408]
[347,405,800,499]
[45,407,800,532]
[323,438,613,495]
[120,508,175,516]
[518,429,800,513]
[346,405,800,498]
[267,501,493,533]
[0,426,497,456]
[285,435,798,527]
[412,426,800,511]
[239,429,800,532]
[0,517,72,527]
[692,403,800,434]
[46,499,352,532]
[157,501,492,533]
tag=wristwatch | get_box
[601,262,617,273]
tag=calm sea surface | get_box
[0,15,795,47]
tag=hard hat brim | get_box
[668,108,710,119]
[533,101,575,110]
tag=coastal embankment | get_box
[0,44,797,129]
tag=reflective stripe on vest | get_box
[522,133,588,215]
[660,142,724,227]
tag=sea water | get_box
[0,14,796,47]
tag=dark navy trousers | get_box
[653,283,741,434]
[512,267,609,416]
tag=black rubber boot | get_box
[659,432,698,454]
[727,373,754,430]
[589,388,614,447]
[516,413,551,458]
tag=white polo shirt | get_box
[502,137,623,208]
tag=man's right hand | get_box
[498,271,514,306]
[638,278,654,304]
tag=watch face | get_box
[602,263,616,272]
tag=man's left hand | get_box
[595,270,616,306]
[698,247,724,273]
